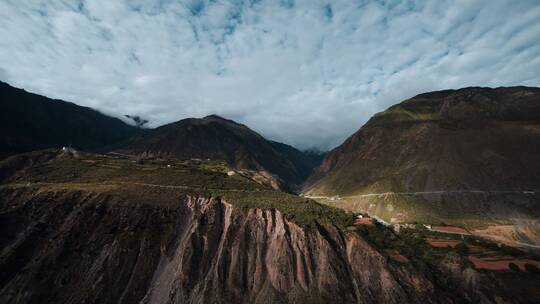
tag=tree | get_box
[508,263,520,272]
[524,263,540,275]
[455,242,469,255]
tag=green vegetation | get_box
[423,229,531,258]
[373,105,441,122]
[509,263,520,272]
[356,223,446,268]
[455,242,469,255]
[213,190,356,228]
[525,264,540,274]
[316,191,524,232]
[355,223,464,297]
[1,151,356,229]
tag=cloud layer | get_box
[1,0,539,150]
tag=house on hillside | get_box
[62,146,76,153]
[354,213,373,225]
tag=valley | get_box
[2,1,540,302]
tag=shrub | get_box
[455,242,469,255]
[508,263,520,272]
[524,263,540,275]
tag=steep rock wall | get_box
[0,188,468,303]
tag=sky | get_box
[1,0,539,150]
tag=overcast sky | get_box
[1,0,539,150]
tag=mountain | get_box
[269,140,325,177]
[0,81,320,190]
[2,150,539,303]
[304,86,540,246]
[117,115,320,190]
[0,81,141,158]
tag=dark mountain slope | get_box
[0,81,140,158]
[304,86,540,244]
[269,140,325,177]
[118,115,320,188]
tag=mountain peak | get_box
[124,115,149,128]
[202,114,243,126]
[117,114,321,188]
[0,80,140,157]
[369,86,540,124]
[304,86,540,245]
[203,114,226,120]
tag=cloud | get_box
[0,67,9,82]
[1,0,539,150]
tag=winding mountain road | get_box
[305,190,536,200]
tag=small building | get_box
[227,171,236,176]
[61,147,77,155]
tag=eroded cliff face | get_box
[0,187,460,304]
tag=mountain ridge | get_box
[0,80,141,158]
[117,114,321,189]
[303,86,540,246]
[306,85,540,195]
[0,81,321,189]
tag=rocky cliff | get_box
[0,186,478,304]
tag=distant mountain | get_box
[304,86,540,246]
[117,115,320,189]
[269,140,325,177]
[0,81,140,158]
[0,81,320,189]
